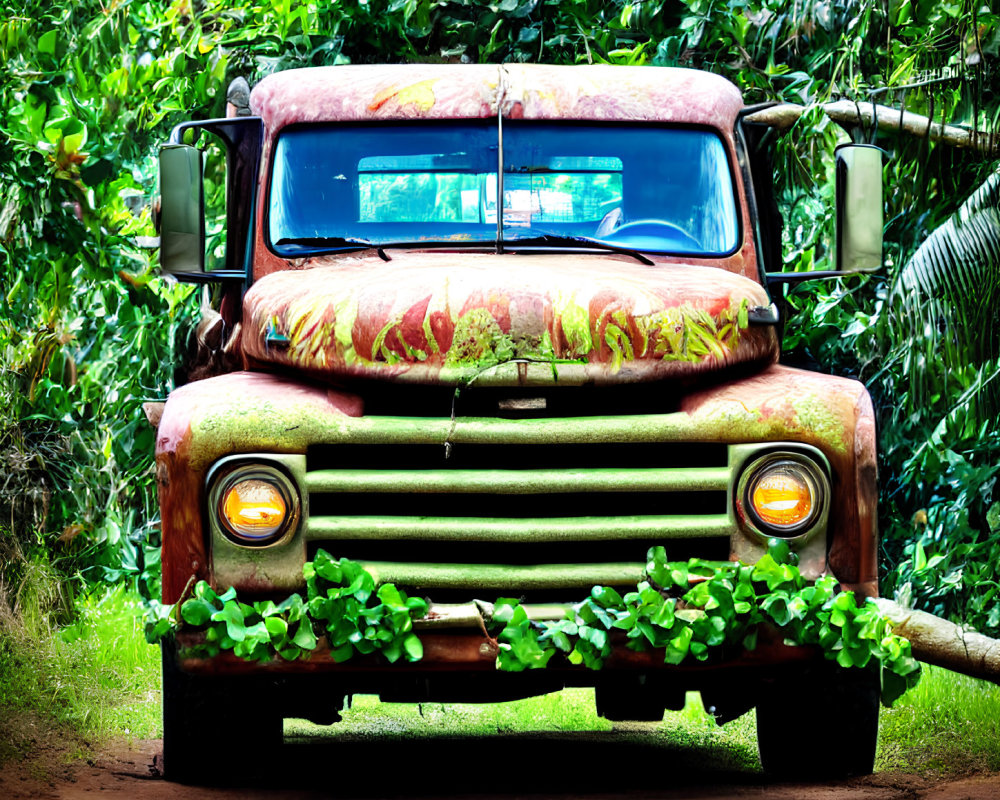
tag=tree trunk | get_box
[873,598,1000,685]
[744,101,1000,157]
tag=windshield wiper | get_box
[274,237,390,261]
[505,233,655,266]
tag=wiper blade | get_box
[275,236,375,250]
[506,233,655,266]
[274,237,390,261]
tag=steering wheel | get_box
[595,208,624,238]
[601,219,702,251]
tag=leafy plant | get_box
[495,542,921,706]
[162,550,428,665]
[150,545,921,707]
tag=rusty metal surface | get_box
[156,364,876,604]
[175,629,819,676]
[250,64,742,131]
[241,253,778,386]
[681,367,878,591]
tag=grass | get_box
[0,582,162,766]
[288,690,760,773]
[877,664,1000,774]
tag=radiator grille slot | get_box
[306,442,728,471]
[303,439,734,596]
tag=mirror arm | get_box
[165,270,247,285]
[765,270,876,287]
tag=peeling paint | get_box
[368,78,440,113]
[250,64,742,132]
[242,252,776,386]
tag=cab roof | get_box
[250,63,744,134]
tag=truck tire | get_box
[161,641,283,784]
[755,666,879,780]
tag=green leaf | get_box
[313,550,343,583]
[579,625,608,650]
[38,29,57,54]
[591,585,623,608]
[292,623,317,650]
[331,643,354,663]
[181,598,216,627]
[664,626,692,665]
[377,583,404,607]
[650,598,676,628]
[762,593,791,626]
[265,616,288,638]
[402,633,423,661]
[211,602,246,642]
[382,641,402,663]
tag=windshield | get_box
[268,121,739,256]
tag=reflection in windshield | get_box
[269,121,738,255]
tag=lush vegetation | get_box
[150,544,918,704]
[1,0,998,765]
[0,582,160,766]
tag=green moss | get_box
[444,307,514,370]
[789,395,849,454]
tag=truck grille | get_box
[302,440,734,597]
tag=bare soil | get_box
[3,729,1000,800]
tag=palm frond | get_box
[886,166,1000,425]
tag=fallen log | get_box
[873,598,1000,685]
[744,101,1000,157]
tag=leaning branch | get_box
[873,598,1000,686]
[745,101,999,157]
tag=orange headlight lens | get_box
[747,461,819,533]
[220,478,288,542]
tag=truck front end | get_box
[153,64,884,782]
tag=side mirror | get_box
[155,116,262,282]
[158,144,204,274]
[835,144,883,273]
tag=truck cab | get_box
[154,64,884,782]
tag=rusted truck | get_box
[153,64,884,781]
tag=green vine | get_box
[146,542,921,706]
[494,541,921,706]
[147,550,428,665]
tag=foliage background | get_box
[0,0,998,641]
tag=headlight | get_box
[738,453,827,538]
[210,464,299,546]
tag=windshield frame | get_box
[263,119,744,260]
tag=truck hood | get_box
[241,252,778,386]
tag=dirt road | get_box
[4,731,1000,800]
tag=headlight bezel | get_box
[207,459,301,548]
[736,449,830,541]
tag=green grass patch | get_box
[877,663,1000,774]
[288,690,760,773]
[0,583,161,762]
